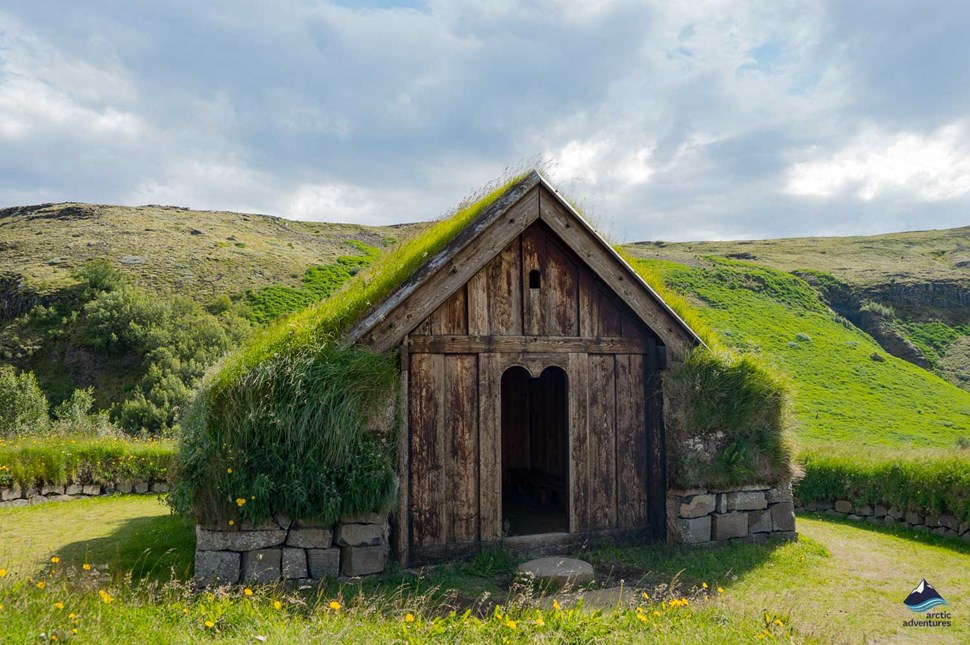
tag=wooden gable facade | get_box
[345,173,701,565]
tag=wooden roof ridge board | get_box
[343,170,704,357]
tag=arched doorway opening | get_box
[501,365,569,536]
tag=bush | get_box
[169,347,398,526]
[73,258,124,296]
[796,448,970,521]
[664,349,795,489]
[0,368,49,437]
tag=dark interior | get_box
[501,365,569,536]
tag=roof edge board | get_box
[534,172,706,350]
[342,172,542,347]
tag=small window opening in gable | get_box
[529,269,541,289]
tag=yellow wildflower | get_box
[536,617,545,627]
[552,600,561,611]
[717,587,724,594]
[55,602,65,609]
[329,600,341,610]
[641,591,650,600]
[637,613,647,623]
[653,610,661,617]
[227,468,233,474]
[228,520,235,526]
[274,600,282,610]
[702,582,708,589]
[506,620,517,630]
[774,618,784,627]
[99,589,113,604]
[72,630,78,635]
[69,614,76,620]
[36,581,46,589]
[205,620,215,629]
[0,568,6,578]
[82,563,91,571]
[50,556,60,564]
[244,588,254,596]
[235,498,246,507]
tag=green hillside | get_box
[636,256,970,451]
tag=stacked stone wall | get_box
[194,512,390,585]
[0,480,168,508]
[667,482,797,545]
[797,498,970,542]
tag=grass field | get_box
[638,257,970,450]
[2,496,969,642]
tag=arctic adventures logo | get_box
[902,579,951,629]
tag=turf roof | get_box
[210,171,531,393]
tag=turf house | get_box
[173,171,797,585]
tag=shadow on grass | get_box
[576,537,794,593]
[56,513,195,582]
[799,511,970,555]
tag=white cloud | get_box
[786,121,970,201]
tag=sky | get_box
[1,1,968,242]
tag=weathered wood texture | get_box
[413,221,653,343]
[402,184,677,558]
[409,353,481,547]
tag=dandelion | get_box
[54,602,64,609]
[637,613,647,623]
[50,557,60,564]
[405,613,415,623]
[68,614,76,620]
[235,498,246,507]
[702,582,708,589]
[243,587,254,597]
[506,620,517,630]
[205,620,215,629]
[552,600,561,611]
[274,600,282,610]
[0,568,6,578]
[329,600,341,610]
[82,563,91,571]
[98,590,113,604]
[536,617,545,627]
[717,587,724,594]
[653,610,661,617]
[227,468,233,474]
[228,520,235,526]
[36,581,46,590]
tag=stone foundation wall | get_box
[667,482,797,545]
[0,480,168,508]
[195,512,389,586]
[797,498,970,542]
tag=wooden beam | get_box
[408,335,650,355]
[394,340,410,567]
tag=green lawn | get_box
[2,496,969,642]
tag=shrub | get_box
[73,258,124,296]
[0,368,49,437]
[169,347,398,526]
[664,349,795,489]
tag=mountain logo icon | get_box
[903,579,948,612]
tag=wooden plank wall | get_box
[407,221,658,553]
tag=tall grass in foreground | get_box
[0,563,796,643]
